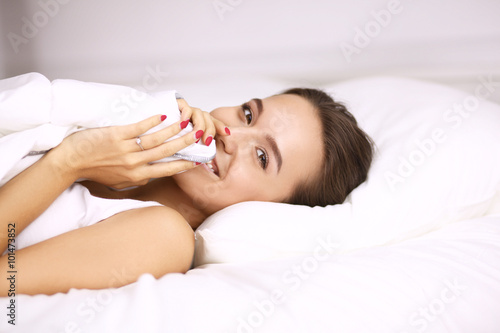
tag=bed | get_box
[2,1,500,331]
[1,75,499,333]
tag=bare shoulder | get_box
[0,205,195,295]
[104,205,193,235]
[100,205,196,274]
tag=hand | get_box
[177,98,230,145]
[52,114,211,189]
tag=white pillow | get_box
[194,77,500,266]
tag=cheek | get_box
[223,168,281,202]
[217,166,262,201]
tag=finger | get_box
[201,111,215,146]
[111,179,149,190]
[134,119,184,151]
[211,115,231,136]
[190,108,206,142]
[121,114,167,138]
[136,129,199,163]
[177,99,192,123]
[143,159,201,178]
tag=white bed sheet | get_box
[2,214,499,333]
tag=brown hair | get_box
[282,88,374,207]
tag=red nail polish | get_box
[180,120,190,129]
[225,127,231,135]
[195,162,201,165]
[195,130,204,139]
[160,115,167,121]
[205,136,213,146]
[195,139,200,144]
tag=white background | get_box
[1,0,499,106]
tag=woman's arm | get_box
[0,205,194,296]
[0,150,77,254]
[0,99,226,295]
[0,113,205,295]
[0,114,200,253]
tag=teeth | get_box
[207,162,215,173]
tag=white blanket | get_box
[0,73,215,187]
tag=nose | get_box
[218,128,251,156]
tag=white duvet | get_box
[0,73,215,187]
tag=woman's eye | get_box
[257,148,268,170]
[243,107,253,124]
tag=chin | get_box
[173,166,216,197]
[171,166,199,185]
[175,167,234,212]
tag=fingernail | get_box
[160,115,167,122]
[180,120,190,129]
[225,127,231,135]
[205,135,213,146]
[195,139,200,144]
[195,162,201,165]
[195,130,204,140]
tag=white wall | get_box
[1,0,500,105]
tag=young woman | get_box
[0,87,373,296]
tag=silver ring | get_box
[136,137,145,151]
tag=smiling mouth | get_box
[204,158,220,177]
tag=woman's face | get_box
[173,94,323,215]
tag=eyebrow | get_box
[252,98,283,173]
